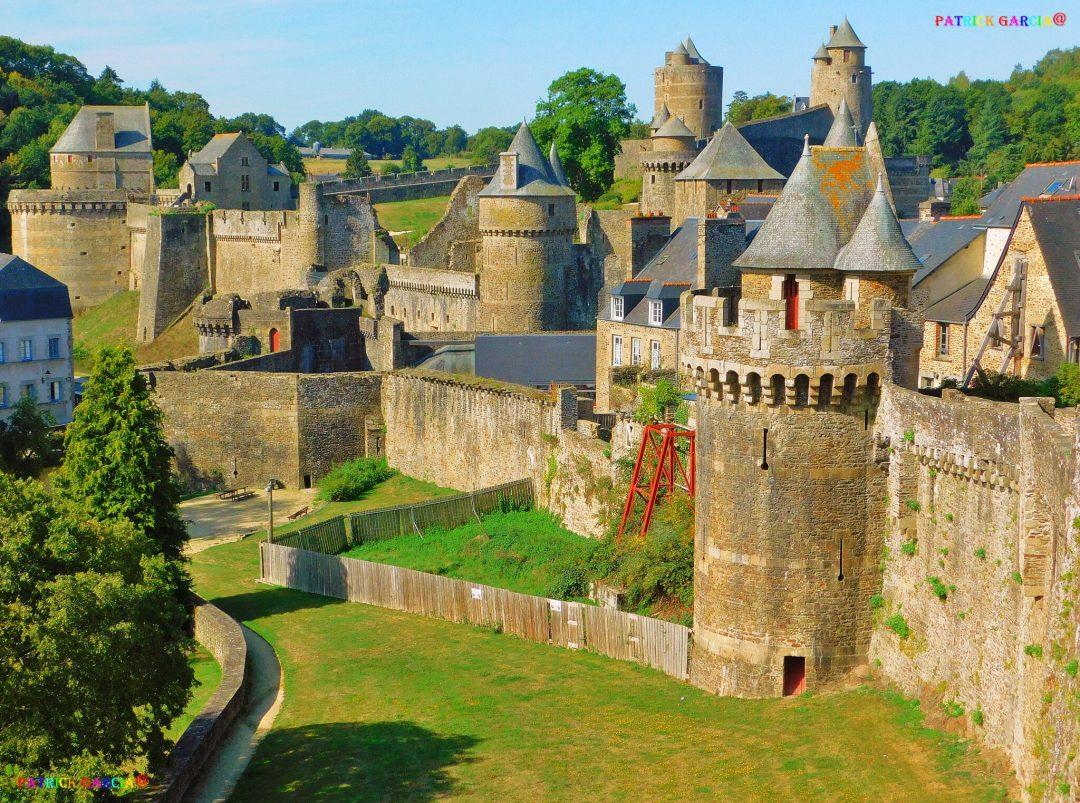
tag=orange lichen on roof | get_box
[939,214,982,219]
[662,282,691,286]
[623,278,651,283]
[814,148,871,232]
[1021,193,1080,203]
[1024,159,1080,168]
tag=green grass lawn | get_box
[189,534,1008,801]
[72,291,200,374]
[165,644,222,744]
[342,509,595,599]
[372,195,452,250]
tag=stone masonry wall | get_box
[409,175,482,269]
[137,212,209,342]
[871,385,1079,800]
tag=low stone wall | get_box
[318,165,495,204]
[144,597,248,802]
[872,385,1079,798]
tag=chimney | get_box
[499,151,519,190]
[628,215,671,278]
[829,24,838,36]
[697,214,745,290]
[94,112,115,151]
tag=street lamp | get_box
[265,479,277,543]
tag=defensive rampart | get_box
[318,165,495,203]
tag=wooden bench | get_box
[286,506,311,521]
[218,487,254,502]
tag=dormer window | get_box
[611,296,624,320]
[649,300,664,326]
[241,156,250,166]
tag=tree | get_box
[0,394,56,477]
[153,149,179,188]
[343,148,372,179]
[967,96,1008,167]
[531,67,635,201]
[468,126,514,164]
[0,473,193,777]
[949,176,985,215]
[54,347,187,561]
[91,65,124,104]
[360,114,402,158]
[441,125,467,155]
[401,144,424,173]
[726,92,790,125]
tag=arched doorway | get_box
[268,328,280,353]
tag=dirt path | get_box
[186,624,283,803]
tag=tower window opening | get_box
[725,179,733,194]
[851,74,858,84]
[760,428,769,470]
[782,274,799,329]
[698,99,704,110]
[757,179,763,192]
[837,539,845,581]
[843,49,850,63]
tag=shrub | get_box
[900,539,917,556]
[318,457,395,501]
[902,428,915,444]
[1011,571,1023,584]
[974,547,987,559]
[942,700,964,718]
[972,708,984,726]
[1055,362,1080,407]
[1024,644,1044,659]
[905,500,921,512]
[869,593,885,610]
[926,576,950,601]
[885,613,910,639]
[1065,660,1078,678]
[944,513,953,523]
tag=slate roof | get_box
[902,217,983,286]
[736,104,834,177]
[654,115,695,139]
[650,103,671,131]
[683,37,705,63]
[980,162,1080,227]
[190,133,243,164]
[474,333,596,387]
[1028,197,1080,338]
[827,18,867,49]
[922,276,990,324]
[823,98,858,147]
[733,137,875,272]
[676,122,783,182]
[737,195,778,221]
[51,104,151,154]
[479,123,574,197]
[549,142,568,186]
[834,175,922,273]
[0,254,72,322]
[813,43,830,60]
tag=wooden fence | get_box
[260,542,691,681]
[274,478,534,551]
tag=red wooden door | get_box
[269,328,280,353]
[783,656,806,696]
[783,275,799,330]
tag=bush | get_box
[926,575,950,601]
[900,540,918,556]
[905,500,921,512]
[942,700,964,718]
[1024,644,1043,659]
[869,593,885,609]
[318,457,395,501]
[1065,660,1078,678]
[972,707,984,726]
[1057,362,1080,407]
[974,547,987,559]
[885,613,910,639]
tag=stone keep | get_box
[653,38,723,141]
[810,19,873,136]
[478,124,577,332]
[640,115,697,217]
[683,138,921,697]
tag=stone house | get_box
[48,103,154,193]
[0,254,74,425]
[178,133,293,210]
[917,195,1080,385]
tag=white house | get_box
[0,253,74,425]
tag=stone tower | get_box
[478,124,576,332]
[654,38,723,140]
[640,115,697,217]
[683,137,921,697]
[810,18,872,136]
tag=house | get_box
[178,133,293,210]
[48,103,154,193]
[0,254,74,425]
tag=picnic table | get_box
[218,487,255,502]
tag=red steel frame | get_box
[616,422,696,542]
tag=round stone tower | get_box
[654,38,723,141]
[478,124,576,332]
[640,115,697,216]
[684,140,920,697]
[810,18,872,136]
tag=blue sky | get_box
[6,0,1076,133]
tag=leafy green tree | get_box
[343,148,372,179]
[91,65,124,104]
[153,149,180,188]
[441,125,467,154]
[467,126,514,164]
[726,92,790,125]
[967,96,1008,166]
[531,67,635,201]
[949,176,986,216]
[55,347,187,561]
[0,473,193,777]
[249,131,305,183]
[0,394,56,477]
[360,114,402,158]
[215,112,284,138]
[401,144,424,173]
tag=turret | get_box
[478,123,576,332]
[640,116,697,217]
[653,37,724,140]
[683,133,919,698]
[810,18,873,136]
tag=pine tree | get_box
[967,97,1008,167]
[0,394,57,478]
[401,144,424,173]
[343,148,372,179]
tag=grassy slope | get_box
[165,644,222,744]
[188,480,1007,801]
[71,292,199,373]
[372,195,452,250]
[341,510,595,598]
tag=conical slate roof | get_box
[650,103,671,131]
[834,175,921,274]
[548,141,569,186]
[479,123,574,197]
[684,36,705,63]
[813,42,830,60]
[654,115,695,139]
[676,122,783,181]
[672,42,688,56]
[823,98,858,147]
[827,18,866,49]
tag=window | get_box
[241,156,250,167]
[631,338,641,365]
[0,342,5,363]
[757,179,763,192]
[48,336,60,360]
[1030,326,1044,360]
[725,179,733,194]
[48,380,61,402]
[843,49,850,63]
[19,339,32,361]
[698,99,704,110]
[649,301,664,325]
[843,277,859,303]
[204,181,212,192]
[1069,338,1080,364]
[0,385,6,407]
[651,340,661,370]
[851,74,858,84]
[612,335,623,366]
[610,296,624,320]
[21,383,36,401]
[650,174,655,185]
[548,203,555,217]
[66,155,72,163]
[782,275,799,330]
[241,174,250,192]
[87,155,93,163]
[242,202,250,211]
[937,324,949,356]
[990,319,1004,351]
[273,181,280,192]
